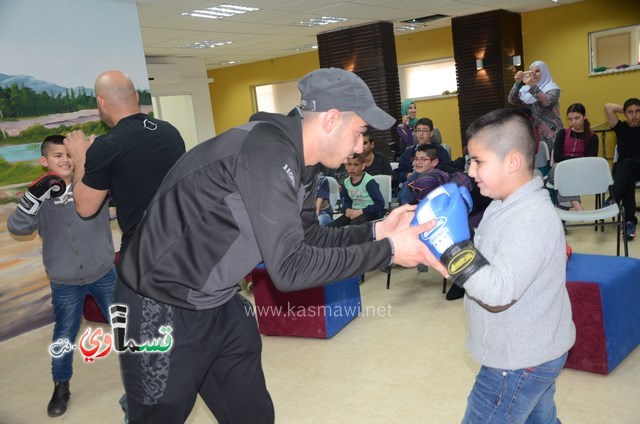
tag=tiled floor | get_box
[1,217,639,423]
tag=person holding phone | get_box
[508,60,563,155]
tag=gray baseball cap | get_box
[297,68,396,130]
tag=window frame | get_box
[588,24,640,76]
[398,57,458,101]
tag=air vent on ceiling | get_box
[401,14,449,25]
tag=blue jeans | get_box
[50,267,116,381]
[318,211,332,227]
[462,352,568,424]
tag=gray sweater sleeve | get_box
[7,207,39,236]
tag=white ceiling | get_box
[134,0,582,70]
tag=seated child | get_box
[328,154,385,227]
[393,117,451,185]
[7,135,116,418]
[399,145,490,218]
[398,144,440,205]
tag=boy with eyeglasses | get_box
[398,144,439,206]
[393,117,451,186]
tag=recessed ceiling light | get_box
[395,24,425,32]
[217,60,241,66]
[286,45,318,51]
[182,4,259,20]
[289,17,348,27]
[181,40,233,49]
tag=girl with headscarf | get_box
[508,60,563,154]
[396,99,418,148]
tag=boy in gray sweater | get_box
[461,109,576,423]
[8,135,116,417]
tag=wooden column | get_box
[317,21,400,159]
[452,10,523,147]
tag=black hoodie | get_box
[118,109,393,310]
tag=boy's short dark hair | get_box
[415,117,434,130]
[416,143,439,160]
[349,154,366,164]
[363,131,373,141]
[41,135,65,156]
[623,98,640,111]
[466,108,536,170]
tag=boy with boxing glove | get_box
[8,135,116,418]
[413,109,575,423]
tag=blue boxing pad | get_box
[411,183,488,286]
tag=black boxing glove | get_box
[18,172,66,215]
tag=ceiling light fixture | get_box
[401,14,449,25]
[286,45,318,51]
[395,24,425,32]
[289,17,348,27]
[181,40,233,49]
[182,4,259,20]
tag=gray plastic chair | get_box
[554,157,627,256]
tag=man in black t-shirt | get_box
[64,70,185,249]
[605,98,640,239]
[64,70,185,422]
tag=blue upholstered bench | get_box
[565,253,640,374]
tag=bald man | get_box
[64,71,185,421]
[64,70,185,249]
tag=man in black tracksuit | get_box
[116,68,444,423]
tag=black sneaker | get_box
[47,380,70,417]
[626,220,637,240]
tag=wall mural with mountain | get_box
[0,0,149,342]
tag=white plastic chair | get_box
[371,174,394,288]
[325,176,340,213]
[554,157,627,256]
[534,141,550,169]
[372,174,392,212]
